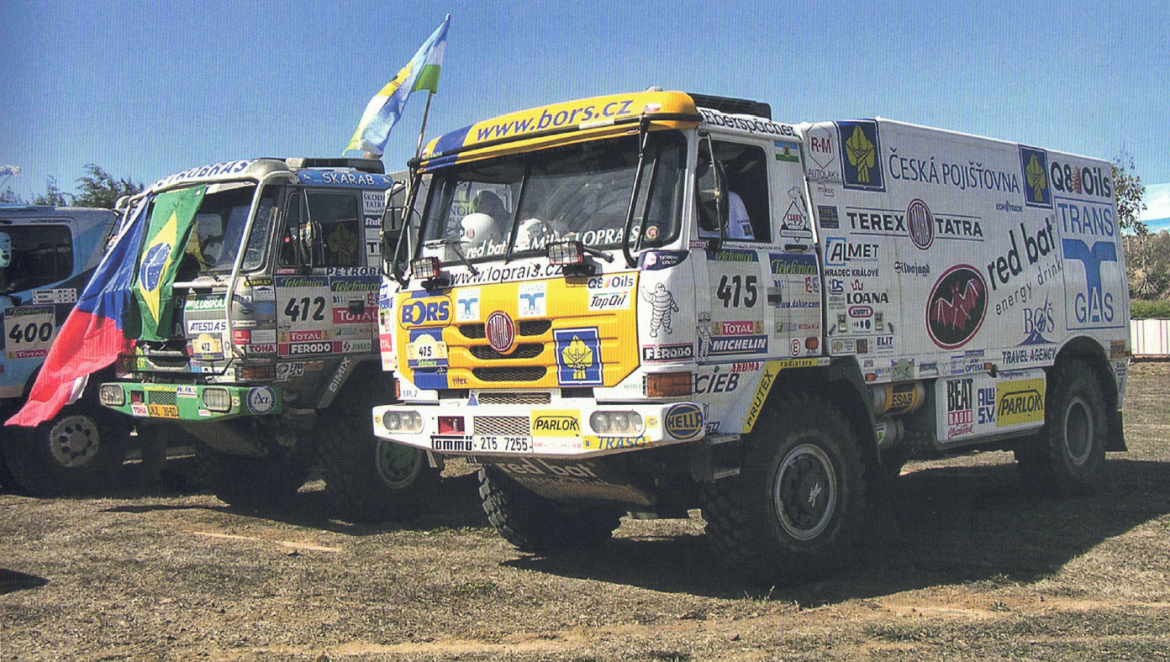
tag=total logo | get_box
[400,297,450,326]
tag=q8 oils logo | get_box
[837,120,884,192]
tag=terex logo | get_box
[400,298,450,326]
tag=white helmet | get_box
[460,212,496,244]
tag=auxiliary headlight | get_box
[381,410,423,433]
[589,410,644,436]
[99,383,125,407]
[202,387,232,413]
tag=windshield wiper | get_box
[435,237,479,276]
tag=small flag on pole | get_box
[345,15,450,157]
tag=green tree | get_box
[73,163,143,209]
[32,176,70,206]
[1113,150,1147,235]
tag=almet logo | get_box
[1019,146,1052,209]
[837,120,884,191]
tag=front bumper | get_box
[371,399,706,459]
[99,382,282,422]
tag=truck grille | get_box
[476,392,551,405]
[472,416,531,436]
[146,391,178,406]
[457,320,551,339]
[469,344,543,360]
[472,366,547,382]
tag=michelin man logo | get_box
[641,283,678,337]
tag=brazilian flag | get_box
[132,186,207,341]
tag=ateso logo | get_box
[927,265,987,350]
[400,298,450,326]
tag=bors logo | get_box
[926,265,987,349]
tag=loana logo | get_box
[1019,146,1052,209]
[837,120,884,191]
[140,242,172,293]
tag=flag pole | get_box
[414,91,435,160]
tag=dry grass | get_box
[2,361,1168,660]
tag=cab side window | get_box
[280,191,362,268]
[697,141,771,243]
[0,225,73,294]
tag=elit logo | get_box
[1019,145,1051,209]
[837,120,884,191]
[139,243,172,292]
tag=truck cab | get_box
[1,205,130,494]
[99,159,433,518]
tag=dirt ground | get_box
[2,361,1168,661]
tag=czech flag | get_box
[5,202,148,427]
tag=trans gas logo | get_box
[1019,146,1052,209]
[926,265,987,350]
[837,120,884,192]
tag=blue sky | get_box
[1,0,1167,222]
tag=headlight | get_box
[99,384,125,407]
[589,410,643,435]
[381,410,423,433]
[202,387,232,413]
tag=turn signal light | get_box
[645,372,693,398]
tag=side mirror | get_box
[0,231,10,268]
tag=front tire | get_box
[3,402,129,496]
[478,467,624,552]
[701,393,865,584]
[318,387,435,522]
[1015,359,1108,496]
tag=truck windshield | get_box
[179,183,277,278]
[417,130,685,265]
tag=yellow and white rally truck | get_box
[372,90,1130,581]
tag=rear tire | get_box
[318,386,435,522]
[701,393,865,584]
[1015,359,1108,496]
[195,442,309,510]
[3,401,130,496]
[478,467,623,552]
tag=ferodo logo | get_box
[400,297,450,326]
[996,379,1045,426]
[532,411,581,436]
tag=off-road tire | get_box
[195,442,309,510]
[700,393,865,584]
[1014,359,1108,496]
[3,401,129,496]
[478,466,624,553]
[318,388,436,522]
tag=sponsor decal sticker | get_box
[664,403,703,440]
[553,328,603,386]
[927,264,987,350]
[246,386,276,415]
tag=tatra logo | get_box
[907,199,935,250]
[485,311,515,353]
[927,265,987,350]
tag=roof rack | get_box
[687,93,771,120]
[283,157,385,174]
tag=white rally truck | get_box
[371,91,1130,581]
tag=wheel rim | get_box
[46,415,102,469]
[1064,395,1094,465]
[375,440,423,489]
[773,442,838,541]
